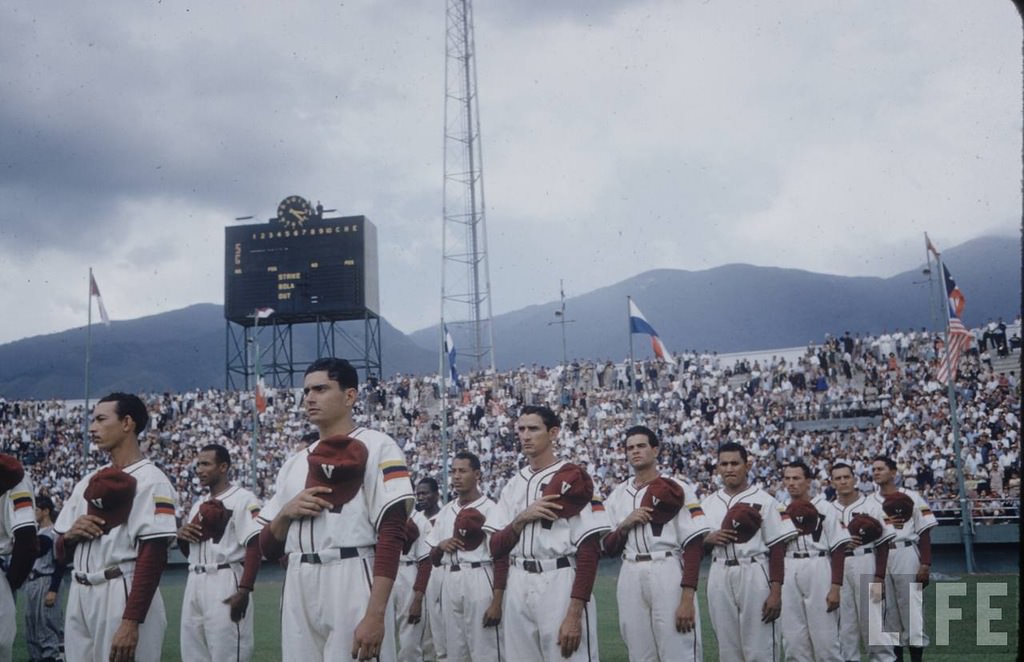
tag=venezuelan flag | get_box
[381,460,410,482]
[11,492,32,511]
[154,496,175,516]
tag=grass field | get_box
[14,568,1019,660]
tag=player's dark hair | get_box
[35,495,55,515]
[417,477,440,494]
[305,357,359,390]
[624,425,659,448]
[201,443,231,466]
[519,405,561,430]
[785,461,812,479]
[454,451,481,471]
[98,392,149,435]
[830,462,854,477]
[717,441,748,462]
[872,455,897,471]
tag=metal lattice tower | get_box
[441,0,495,374]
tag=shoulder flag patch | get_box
[11,492,32,510]
[686,503,704,517]
[381,460,410,482]
[154,496,175,516]
[590,497,605,512]
[248,504,262,519]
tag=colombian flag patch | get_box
[590,497,605,512]
[248,504,261,519]
[11,492,32,511]
[154,496,175,516]
[686,503,704,517]
[381,460,410,482]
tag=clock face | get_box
[276,195,313,230]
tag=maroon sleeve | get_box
[829,546,845,586]
[258,525,286,562]
[873,543,889,579]
[768,540,786,584]
[488,523,520,559]
[177,539,190,559]
[430,545,445,567]
[601,528,627,557]
[412,557,433,594]
[917,528,932,566]
[123,539,169,622]
[492,554,509,591]
[680,537,704,589]
[4,527,38,590]
[238,537,262,590]
[569,534,600,602]
[372,503,407,581]
[55,535,70,565]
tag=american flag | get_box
[936,263,970,384]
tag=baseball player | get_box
[602,425,710,662]
[258,357,414,662]
[178,443,263,661]
[870,456,937,662]
[1,453,38,662]
[54,392,179,662]
[780,461,852,661]
[490,405,610,662]
[427,451,508,662]
[829,462,895,662]
[25,495,66,662]
[701,441,797,662]
[414,477,444,661]
[393,493,433,662]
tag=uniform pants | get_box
[180,565,253,662]
[64,570,167,662]
[838,553,894,662]
[24,575,64,661]
[423,568,444,660]
[884,546,927,648]
[707,558,781,662]
[281,554,397,662]
[781,556,840,661]
[393,563,427,662]
[442,564,503,662]
[0,576,15,662]
[504,565,599,662]
[617,556,701,662]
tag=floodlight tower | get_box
[441,0,495,375]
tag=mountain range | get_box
[1,235,1017,400]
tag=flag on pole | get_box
[936,263,970,384]
[628,299,676,365]
[254,307,275,319]
[444,325,459,384]
[89,272,111,326]
[254,377,267,413]
[925,233,940,258]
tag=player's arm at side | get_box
[112,536,172,660]
[5,525,38,590]
[351,502,407,659]
[558,532,601,657]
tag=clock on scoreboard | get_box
[224,198,379,324]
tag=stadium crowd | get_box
[1,323,1019,526]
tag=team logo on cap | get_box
[652,496,661,506]
[90,498,104,510]
[560,481,571,495]
[321,465,335,479]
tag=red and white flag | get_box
[90,272,111,326]
[936,263,970,384]
[255,377,267,413]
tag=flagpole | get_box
[924,234,938,334]
[439,321,449,503]
[937,253,977,573]
[627,296,638,421]
[250,312,261,492]
[83,268,93,459]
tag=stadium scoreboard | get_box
[224,212,379,324]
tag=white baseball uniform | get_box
[701,486,797,662]
[828,495,896,662]
[180,484,263,662]
[781,495,851,661]
[258,427,414,662]
[495,460,611,662]
[869,488,936,649]
[422,511,444,661]
[604,476,710,662]
[24,524,65,662]
[394,509,432,662]
[54,459,178,662]
[426,494,508,662]
[0,473,36,662]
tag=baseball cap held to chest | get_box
[85,467,138,534]
[785,500,821,536]
[305,435,369,512]
[640,477,685,526]
[192,498,232,543]
[722,502,762,544]
[0,454,25,495]
[453,507,487,551]
[540,463,593,519]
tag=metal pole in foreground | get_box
[250,314,261,492]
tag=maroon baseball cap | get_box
[453,507,487,551]
[84,467,138,534]
[192,499,232,543]
[305,435,369,512]
[541,463,594,519]
[722,503,762,544]
[0,454,25,495]
[640,477,685,526]
[785,500,820,536]
[848,513,884,544]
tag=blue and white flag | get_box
[444,325,459,384]
[628,299,676,365]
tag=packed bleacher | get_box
[1,321,1019,527]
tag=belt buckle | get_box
[450,564,461,572]
[522,559,541,573]
[74,573,90,586]
[724,559,739,567]
[635,554,652,562]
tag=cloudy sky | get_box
[0,1,1018,345]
